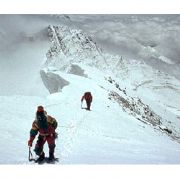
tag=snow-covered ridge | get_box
[40,24,180,143]
[42,24,180,102]
[105,77,175,137]
[44,25,180,86]
[45,25,106,68]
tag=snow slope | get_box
[1,68,180,164]
[0,15,180,164]
[42,24,180,140]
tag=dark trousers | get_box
[86,100,91,110]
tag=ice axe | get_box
[28,146,35,162]
[81,100,83,109]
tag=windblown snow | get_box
[0,14,180,164]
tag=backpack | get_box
[84,92,92,100]
[36,111,48,130]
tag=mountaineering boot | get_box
[48,152,55,161]
[48,144,55,161]
[36,152,45,162]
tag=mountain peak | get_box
[46,25,104,67]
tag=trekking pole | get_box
[28,146,35,162]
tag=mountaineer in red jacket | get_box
[28,106,58,162]
[81,92,93,110]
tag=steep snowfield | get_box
[53,70,180,164]
[42,24,180,140]
[0,15,180,164]
[1,68,180,164]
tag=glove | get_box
[28,140,32,147]
[28,137,35,147]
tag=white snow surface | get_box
[0,15,180,164]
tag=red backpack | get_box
[84,92,92,101]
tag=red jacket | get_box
[81,92,93,102]
[30,115,57,138]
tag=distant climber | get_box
[81,92,93,110]
[28,106,58,162]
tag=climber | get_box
[81,92,93,110]
[28,106,58,162]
